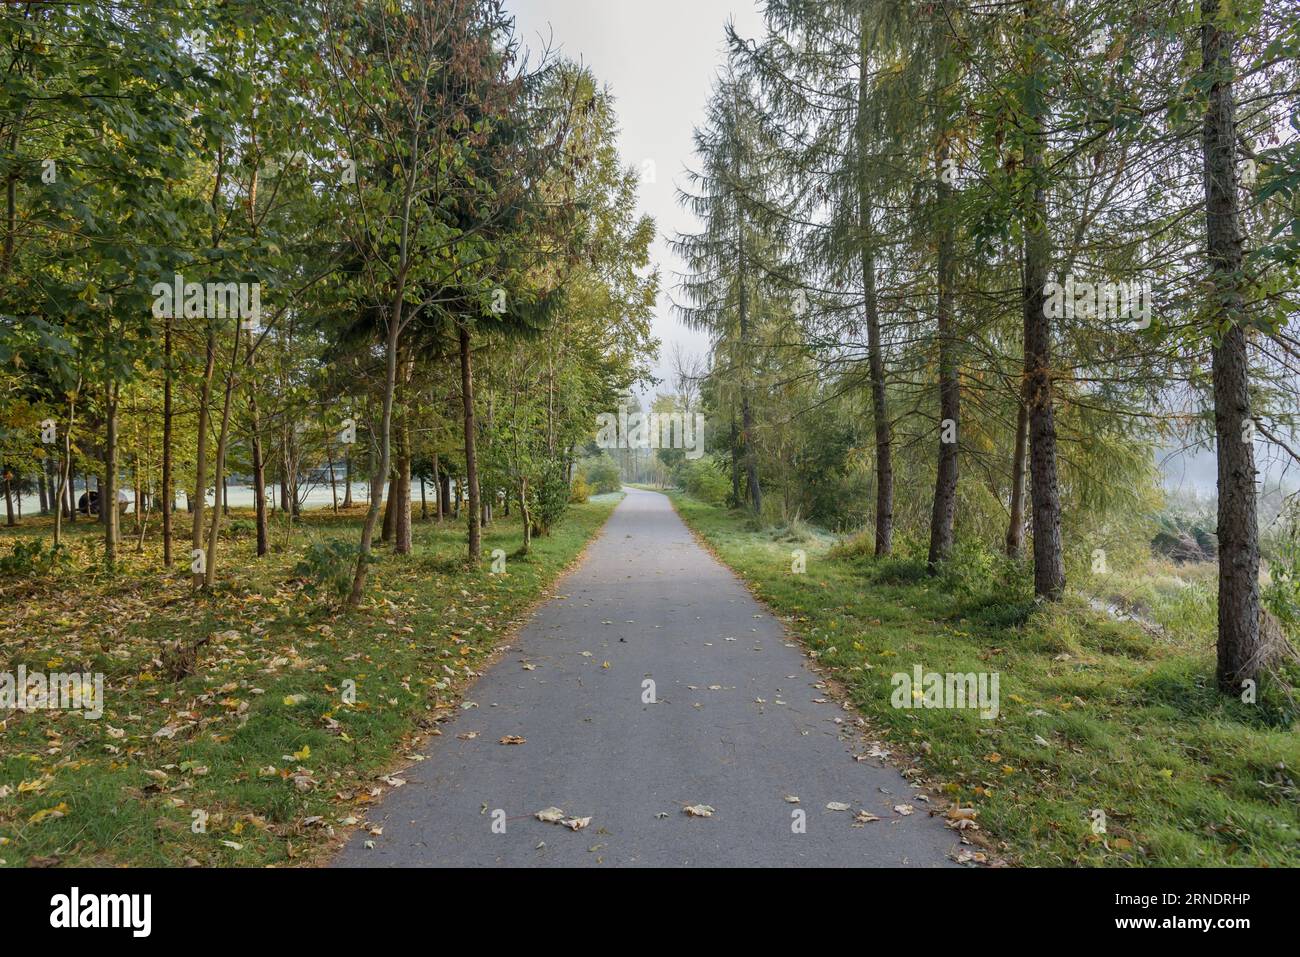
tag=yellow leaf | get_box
[28,802,69,825]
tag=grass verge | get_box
[667,491,1299,867]
[0,495,620,867]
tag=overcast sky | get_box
[508,0,765,398]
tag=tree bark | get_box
[1006,397,1029,558]
[204,322,242,587]
[519,475,531,554]
[858,14,893,555]
[348,310,400,607]
[192,326,217,586]
[342,450,353,508]
[394,450,412,554]
[431,453,442,522]
[249,390,269,557]
[104,382,120,569]
[1020,9,1065,600]
[381,474,396,542]
[162,316,174,566]
[1200,0,1261,693]
[459,322,481,562]
[928,142,959,570]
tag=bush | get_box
[569,477,591,503]
[293,539,362,600]
[531,460,570,536]
[580,454,622,494]
[0,538,70,577]
[677,456,729,506]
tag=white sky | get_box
[508,0,766,399]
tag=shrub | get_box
[677,456,729,506]
[0,538,70,577]
[569,476,591,503]
[294,539,362,600]
[580,454,622,494]
[530,460,570,536]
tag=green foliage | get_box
[294,540,363,601]
[1262,517,1300,633]
[0,538,70,578]
[530,461,571,537]
[676,456,730,506]
[579,454,622,495]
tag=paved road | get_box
[335,487,958,867]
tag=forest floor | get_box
[0,494,620,867]
[667,492,1300,867]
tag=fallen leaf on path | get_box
[683,804,715,818]
[499,735,526,745]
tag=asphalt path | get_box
[335,486,958,867]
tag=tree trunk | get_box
[104,382,120,568]
[342,451,353,508]
[328,445,338,514]
[729,414,741,508]
[1006,397,1028,558]
[394,451,412,554]
[928,142,959,570]
[431,454,441,522]
[162,315,174,566]
[249,388,269,557]
[55,395,75,544]
[204,323,242,587]
[348,300,402,607]
[459,323,481,563]
[1022,125,1065,600]
[192,326,217,587]
[857,18,893,556]
[519,475,531,554]
[381,474,396,542]
[1200,0,1261,693]
[734,140,761,518]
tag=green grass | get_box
[0,495,619,867]
[668,491,1300,867]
